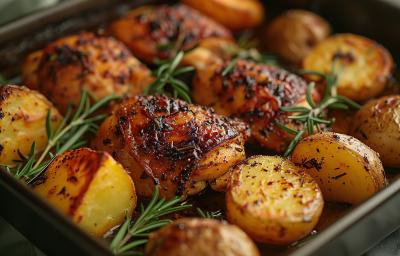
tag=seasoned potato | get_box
[291,132,386,204]
[22,32,153,114]
[33,148,137,237]
[303,34,393,101]
[226,155,323,245]
[92,95,245,199]
[264,9,331,64]
[0,85,62,166]
[352,96,400,167]
[109,4,232,63]
[146,218,260,256]
[182,0,264,31]
[209,168,232,192]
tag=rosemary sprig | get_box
[196,207,223,220]
[2,90,118,182]
[144,51,194,102]
[110,187,192,255]
[278,68,361,157]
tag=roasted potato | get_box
[0,85,62,166]
[291,132,386,204]
[145,218,260,256]
[22,32,153,114]
[264,9,331,65]
[92,95,246,199]
[182,0,264,31]
[226,155,323,245]
[352,96,400,167]
[109,4,233,63]
[303,34,393,102]
[33,148,137,237]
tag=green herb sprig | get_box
[144,51,194,102]
[110,187,192,255]
[2,90,118,182]
[196,207,223,220]
[277,69,360,157]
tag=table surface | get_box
[0,0,399,255]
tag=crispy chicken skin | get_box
[108,4,233,63]
[192,59,310,152]
[91,95,246,198]
[21,32,153,114]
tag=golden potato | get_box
[352,96,400,167]
[209,168,232,192]
[226,155,323,245]
[109,4,232,63]
[182,0,264,31]
[264,9,331,64]
[92,95,246,199]
[303,34,393,101]
[145,218,260,256]
[291,132,386,204]
[0,85,62,166]
[33,148,137,237]
[22,32,153,114]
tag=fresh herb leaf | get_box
[110,187,192,255]
[278,68,361,156]
[196,207,223,220]
[145,51,194,102]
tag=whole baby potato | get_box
[352,95,400,167]
[264,9,331,64]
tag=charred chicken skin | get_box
[192,59,310,153]
[21,32,153,114]
[92,95,246,198]
[109,4,233,63]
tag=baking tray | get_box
[1,0,400,255]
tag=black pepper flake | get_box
[332,172,347,180]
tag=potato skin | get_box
[92,95,245,198]
[226,155,323,245]
[0,85,62,166]
[33,148,137,237]
[303,34,393,102]
[182,0,264,31]
[264,9,331,65]
[145,218,260,256]
[352,96,400,167]
[22,32,153,114]
[291,132,386,204]
[109,4,232,63]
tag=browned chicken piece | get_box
[192,59,311,153]
[108,4,233,64]
[21,32,153,114]
[91,95,246,199]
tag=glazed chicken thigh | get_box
[92,95,246,198]
[191,58,310,153]
[21,32,153,114]
[109,4,233,63]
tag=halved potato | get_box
[291,132,386,204]
[303,34,393,101]
[0,85,62,166]
[352,95,400,167]
[33,148,137,237]
[145,218,260,256]
[182,0,264,31]
[264,9,331,64]
[226,155,323,245]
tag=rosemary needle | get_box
[110,187,192,255]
